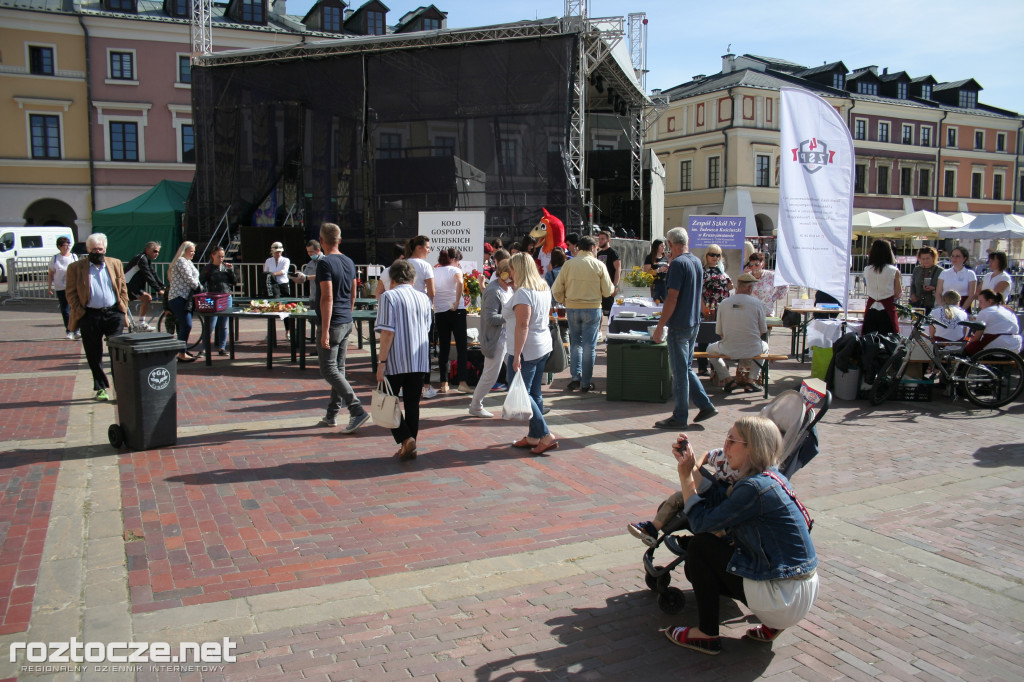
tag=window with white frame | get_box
[974,130,984,150]
[854,119,866,140]
[707,156,720,189]
[877,165,890,194]
[878,122,890,143]
[178,56,191,84]
[109,121,139,161]
[947,127,957,148]
[993,173,1004,201]
[755,154,770,187]
[971,171,983,199]
[900,167,913,195]
[107,49,136,82]
[28,45,55,75]
[679,160,692,191]
[29,114,61,159]
[902,124,913,144]
[996,132,1006,152]
[943,169,956,197]
[181,124,194,163]
[921,126,931,147]
[94,102,150,162]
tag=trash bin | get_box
[107,332,186,450]
[606,340,672,402]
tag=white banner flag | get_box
[776,87,855,309]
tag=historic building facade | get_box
[646,53,1024,237]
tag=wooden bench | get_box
[692,352,788,398]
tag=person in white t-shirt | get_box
[375,242,407,298]
[982,251,1012,299]
[405,235,438,398]
[930,290,969,343]
[965,289,1021,354]
[47,236,79,339]
[935,246,978,310]
[862,240,902,336]
[707,274,769,393]
[263,242,291,298]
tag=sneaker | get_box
[340,411,370,434]
[566,379,581,391]
[74,330,82,340]
[628,521,658,547]
[580,383,597,392]
[137,322,154,332]
[423,386,438,399]
[490,383,507,392]
[317,417,337,427]
[218,348,227,356]
[95,389,110,401]
[65,332,74,340]
[468,407,494,418]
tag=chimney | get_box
[271,0,286,16]
[722,53,735,74]
[344,9,354,20]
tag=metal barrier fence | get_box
[2,258,384,304]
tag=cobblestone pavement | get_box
[0,301,1021,682]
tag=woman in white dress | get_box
[981,251,1012,300]
[965,289,1021,355]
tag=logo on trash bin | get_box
[147,368,170,391]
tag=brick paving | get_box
[0,301,1022,681]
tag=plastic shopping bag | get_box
[501,371,532,421]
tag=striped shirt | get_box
[376,284,432,375]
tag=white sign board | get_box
[419,211,485,273]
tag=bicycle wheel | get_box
[869,347,908,406]
[961,349,1024,409]
[186,315,207,352]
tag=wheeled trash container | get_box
[107,332,186,450]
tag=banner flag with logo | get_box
[776,87,855,310]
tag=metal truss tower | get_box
[563,0,589,229]
[191,0,213,62]
[627,12,647,203]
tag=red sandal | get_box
[745,624,783,642]
[663,626,721,655]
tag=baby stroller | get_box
[640,379,831,614]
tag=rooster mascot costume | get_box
[529,207,567,275]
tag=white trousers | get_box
[707,340,769,381]
[470,352,505,410]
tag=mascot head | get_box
[529,208,567,255]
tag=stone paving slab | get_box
[1,302,1022,682]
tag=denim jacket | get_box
[683,469,817,580]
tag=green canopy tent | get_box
[92,180,190,262]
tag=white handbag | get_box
[370,377,402,429]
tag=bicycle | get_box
[869,305,1024,409]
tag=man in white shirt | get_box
[707,273,768,392]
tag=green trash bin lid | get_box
[108,332,186,353]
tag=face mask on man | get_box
[88,252,105,265]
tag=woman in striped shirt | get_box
[376,259,434,460]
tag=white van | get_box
[0,226,75,280]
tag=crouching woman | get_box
[665,416,818,655]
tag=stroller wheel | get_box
[645,572,659,591]
[644,567,672,592]
[658,587,686,615]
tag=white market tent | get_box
[859,210,960,238]
[938,213,1024,239]
[851,211,892,234]
[946,212,976,228]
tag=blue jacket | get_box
[683,469,817,581]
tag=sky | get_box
[285,0,1024,115]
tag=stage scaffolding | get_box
[187,17,648,263]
